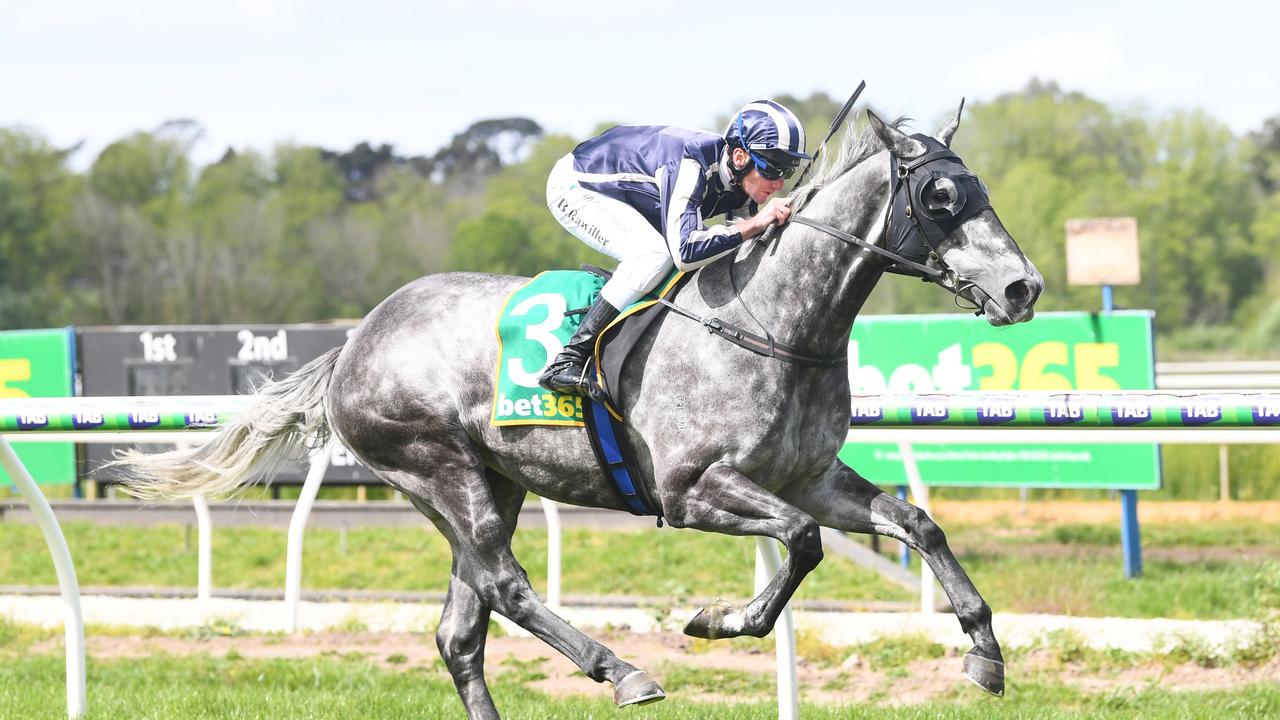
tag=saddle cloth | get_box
[491,268,683,426]
[491,267,682,518]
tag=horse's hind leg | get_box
[406,470,522,720]
[385,451,664,715]
[781,460,1005,697]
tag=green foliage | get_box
[1025,521,1280,548]
[1159,444,1280,501]
[186,618,247,642]
[451,133,611,277]
[849,633,946,670]
[958,551,1271,619]
[656,660,775,695]
[3,87,1280,359]
[497,655,549,684]
[1025,629,1143,671]
[0,617,17,647]
[0,128,87,327]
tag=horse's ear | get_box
[867,109,927,158]
[935,98,965,147]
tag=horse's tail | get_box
[111,347,343,500]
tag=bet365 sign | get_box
[0,329,75,486]
[839,311,1160,489]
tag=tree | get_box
[939,82,1147,317]
[188,149,280,322]
[424,117,543,195]
[0,128,85,327]
[1134,111,1257,330]
[450,133,604,277]
[321,141,399,203]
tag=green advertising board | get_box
[838,311,1160,489]
[0,328,75,486]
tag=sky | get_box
[3,0,1277,169]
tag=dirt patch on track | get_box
[930,500,1280,526]
[65,629,1280,707]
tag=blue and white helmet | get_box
[724,99,810,179]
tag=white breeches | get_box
[546,154,675,309]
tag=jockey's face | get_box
[732,147,786,204]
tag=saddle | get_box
[580,264,688,420]
[491,266,683,520]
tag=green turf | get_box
[0,522,910,603]
[1,652,1278,719]
[860,521,1280,619]
[4,519,1279,619]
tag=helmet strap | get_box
[726,142,750,188]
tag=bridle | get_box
[789,135,991,313]
[653,132,996,367]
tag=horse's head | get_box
[867,105,1043,326]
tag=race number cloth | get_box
[491,268,684,426]
[492,270,604,426]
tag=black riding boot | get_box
[538,297,620,397]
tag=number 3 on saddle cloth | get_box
[491,266,685,520]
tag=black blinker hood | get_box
[886,134,993,269]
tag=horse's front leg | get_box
[661,461,823,640]
[779,459,1005,697]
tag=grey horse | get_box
[114,107,1043,718]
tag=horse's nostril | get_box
[1005,280,1034,307]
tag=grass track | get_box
[5,519,1279,618]
[2,653,1279,719]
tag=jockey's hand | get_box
[743,197,793,239]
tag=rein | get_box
[654,125,993,366]
[647,292,847,368]
[789,215,957,289]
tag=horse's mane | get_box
[788,115,911,215]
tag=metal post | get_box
[898,441,936,614]
[1121,489,1143,578]
[755,538,797,720]
[540,497,562,611]
[1103,284,1143,579]
[0,438,86,718]
[284,444,332,633]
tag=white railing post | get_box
[192,494,212,605]
[540,497,562,611]
[0,437,86,719]
[177,438,214,608]
[284,442,332,633]
[755,538,798,720]
[1218,444,1231,502]
[898,441,937,615]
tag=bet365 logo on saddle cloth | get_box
[491,270,605,426]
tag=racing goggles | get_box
[748,148,802,180]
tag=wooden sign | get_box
[1065,217,1140,286]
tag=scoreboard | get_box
[79,323,377,486]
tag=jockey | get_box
[539,99,810,397]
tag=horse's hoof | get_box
[683,599,743,640]
[963,649,1005,697]
[614,670,665,707]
